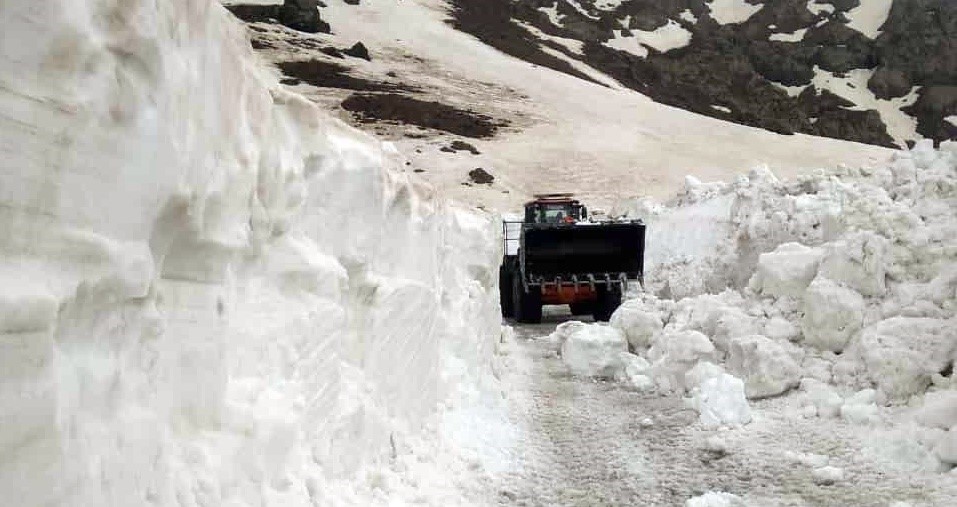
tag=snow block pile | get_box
[582,142,957,463]
[0,1,500,505]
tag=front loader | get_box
[500,194,646,323]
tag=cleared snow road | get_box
[469,310,951,507]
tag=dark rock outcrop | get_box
[280,0,329,33]
[903,86,957,142]
[344,42,371,61]
[468,168,495,184]
[868,67,912,99]
[225,1,330,33]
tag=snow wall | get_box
[0,1,501,505]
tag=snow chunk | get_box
[690,373,752,428]
[648,330,716,392]
[915,390,957,430]
[559,322,629,377]
[851,317,956,400]
[749,242,823,298]
[800,378,843,418]
[685,361,726,390]
[801,277,865,352]
[812,465,845,485]
[934,428,957,465]
[819,232,889,297]
[686,491,745,507]
[610,299,664,350]
[840,389,880,425]
[727,335,801,399]
[707,0,762,25]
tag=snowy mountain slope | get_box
[0,1,501,505]
[224,0,893,211]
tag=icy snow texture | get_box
[749,242,823,298]
[845,318,956,400]
[685,491,745,507]
[610,298,664,350]
[0,1,500,505]
[727,335,801,399]
[812,465,845,485]
[557,322,629,377]
[690,373,753,429]
[648,330,716,392]
[801,276,865,352]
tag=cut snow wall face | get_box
[0,1,500,504]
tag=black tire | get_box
[499,263,515,318]
[592,285,622,322]
[512,274,542,324]
[569,301,594,316]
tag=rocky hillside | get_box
[446,0,955,148]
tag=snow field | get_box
[558,141,957,472]
[0,1,502,505]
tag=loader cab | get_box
[524,194,587,225]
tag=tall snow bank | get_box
[0,1,500,505]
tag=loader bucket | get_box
[522,222,645,282]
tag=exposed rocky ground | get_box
[225,0,954,149]
[446,0,955,148]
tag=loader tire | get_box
[569,301,594,316]
[592,285,622,322]
[499,264,514,318]
[513,275,542,324]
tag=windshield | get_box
[539,204,573,224]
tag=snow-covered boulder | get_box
[690,373,752,429]
[610,299,664,351]
[727,335,801,399]
[559,323,629,377]
[648,330,716,392]
[801,277,865,352]
[818,232,889,297]
[850,317,956,400]
[749,242,823,298]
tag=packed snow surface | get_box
[0,1,501,505]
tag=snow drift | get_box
[0,1,500,505]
